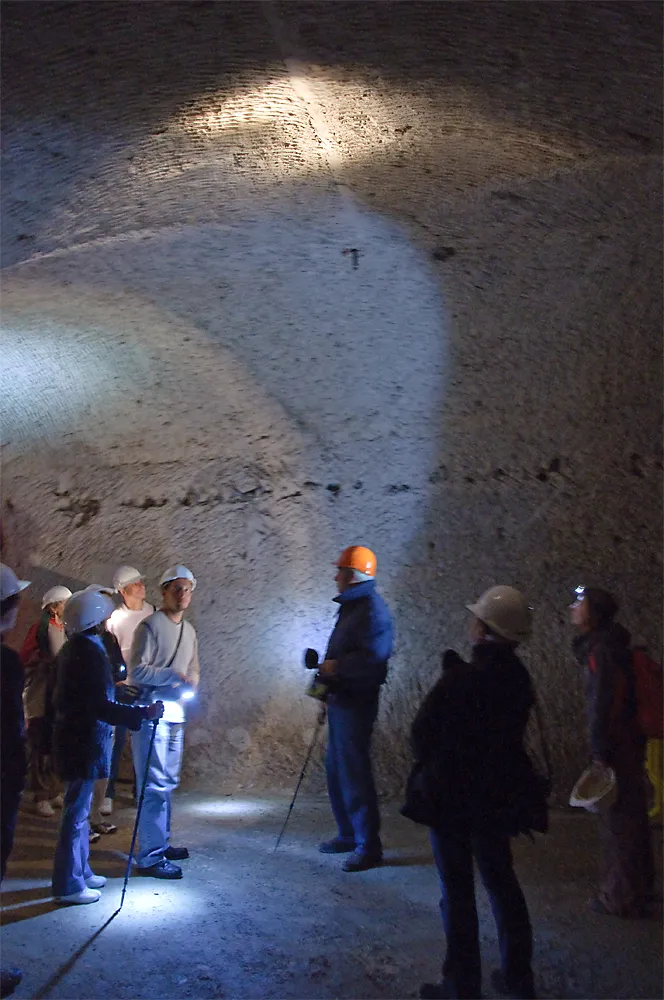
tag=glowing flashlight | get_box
[181,689,196,702]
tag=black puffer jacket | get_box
[404,642,547,835]
[53,632,146,781]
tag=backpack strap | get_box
[532,693,553,789]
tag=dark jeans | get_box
[430,826,533,999]
[1,779,23,881]
[26,718,58,803]
[106,726,127,800]
[326,696,381,855]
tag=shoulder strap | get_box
[162,617,185,673]
[532,693,553,785]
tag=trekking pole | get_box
[273,706,326,853]
[118,717,158,911]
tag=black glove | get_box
[304,648,319,670]
[115,684,141,705]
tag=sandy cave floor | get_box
[1,791,661,1000]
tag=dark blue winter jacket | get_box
[325,580,393,703]
[53,632,146,781]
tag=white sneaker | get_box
[54,888,101,905]
[35,799,56,818]
[85,874,107,889]
[51,793,65,808]
[99,797,113,816]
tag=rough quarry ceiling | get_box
[1,1,662,795]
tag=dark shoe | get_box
[318,838,356,854]
[342,849,382,872]
[0,968,22,999]
[491,969,536,1000]
[137,859,183,879]
[91,822,117,835]
[164,846,189,861]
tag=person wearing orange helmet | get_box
[312,545,393,872]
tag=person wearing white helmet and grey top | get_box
[128,565,200,879]
[99,565,155,819]
[19,586,72,818]
[405,586,544,1000]
[51,589,164,904]
[1,564,30,999]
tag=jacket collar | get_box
[334,579,376,604]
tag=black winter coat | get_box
[404,642,547,835]
[53,633,146,781]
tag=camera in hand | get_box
[304,648,319,670]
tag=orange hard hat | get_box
[336,545,377,578]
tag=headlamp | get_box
[181,689,196,701]
[575,585,586,598]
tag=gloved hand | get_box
[304,648,319,670]
[116,684,142,704]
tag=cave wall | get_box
[1,1,661,796]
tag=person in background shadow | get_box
[0,563,31,998]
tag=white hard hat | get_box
[159,565,196,590]
[113,565,144,591]
[466,585,533,642]
[63,589,115,636]
[0,563,30,601]
[569,764,617,814]
[41,585,73,609]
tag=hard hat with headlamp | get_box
[41,585,73,609]
[466,585,533,643]
[63,590,116,636]
[113,565,144,592]
[159,565,196,590]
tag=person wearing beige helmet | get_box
[127,565,200,879]
[407,586,542,1000]
[0,563,31,999]
[99,565,155,819]
[19,585,72,818]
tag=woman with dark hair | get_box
[570,585,654,918]
[406,586,545,1000]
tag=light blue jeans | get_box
[132,720,184,868]
[52,779,95,896]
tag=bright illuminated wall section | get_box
[0,197,446,786]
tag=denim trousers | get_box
[132,719,184,868]
[326,696,381,855]
[429,826,533,999]
[52,779,95,896]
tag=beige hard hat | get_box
[467,585,533,642]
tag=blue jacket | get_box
[325,580,393,703]
[53,632,147,781]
